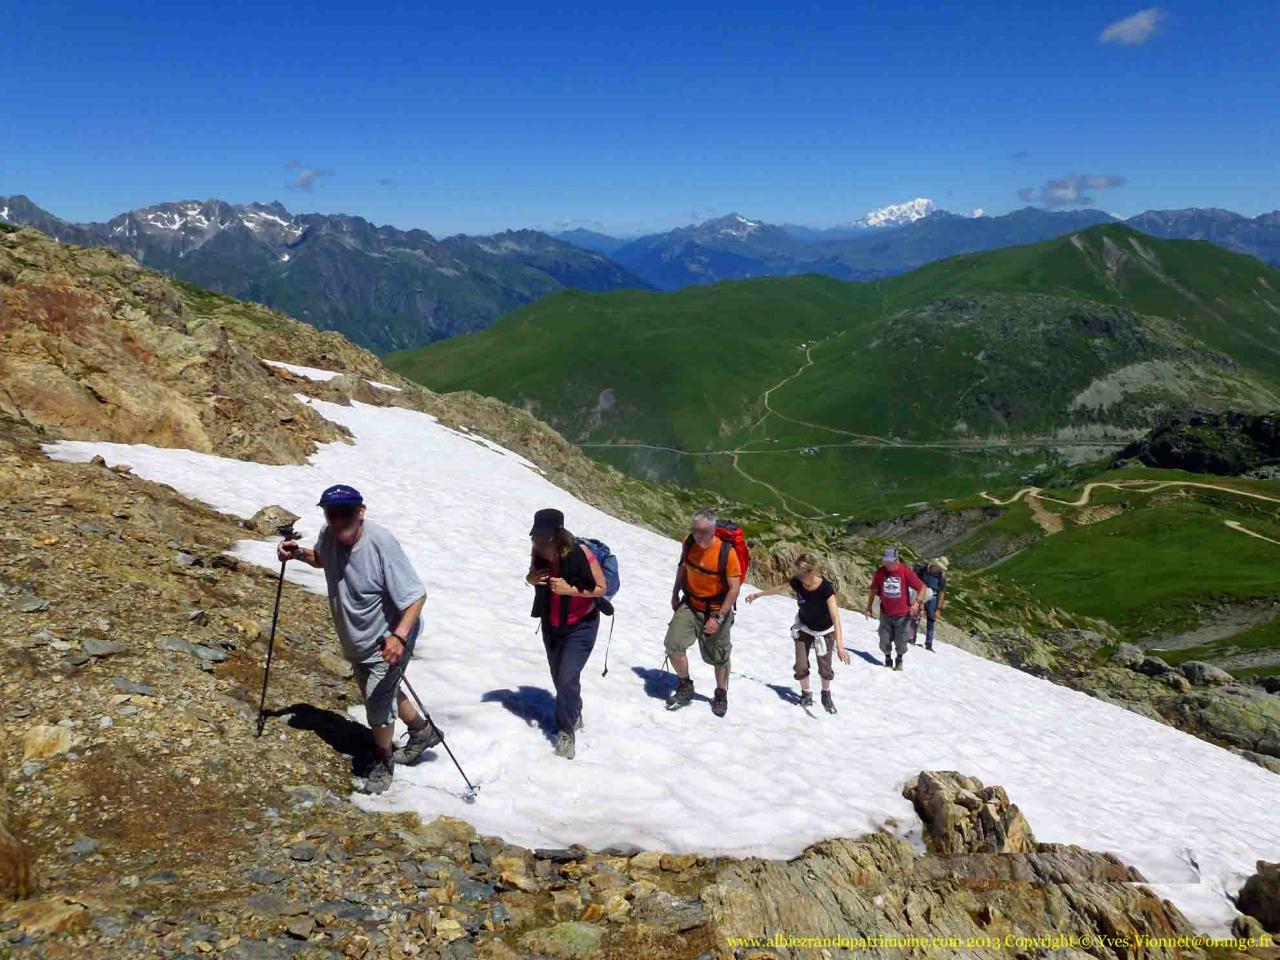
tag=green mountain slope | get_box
[388,225,1280,516]
[936,468,1280,678]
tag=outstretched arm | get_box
[277,539,322,568]
[745,583,794,605]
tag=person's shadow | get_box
[482,686,557,744]
[766,683,803,705]
[269,702,378,777]
[631,666,711,704]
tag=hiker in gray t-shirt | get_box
[278,483,439,794]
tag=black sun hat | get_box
[529,508,564,537]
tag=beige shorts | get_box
[664,605,734,667]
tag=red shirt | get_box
[536,545,599,628]
[870,563,924,618]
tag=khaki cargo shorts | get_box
[664,604,733,667]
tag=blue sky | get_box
[2,1,1276,236]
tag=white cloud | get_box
[1018,174,1128,208]
[285,160,333,192]
[1099,7,1164,45]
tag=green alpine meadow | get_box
[388,224,1280,516]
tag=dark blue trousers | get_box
[543,614,599,734]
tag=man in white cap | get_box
[865,546,924,671]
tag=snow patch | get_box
[259,359,403,397]
[39,399,1280,934]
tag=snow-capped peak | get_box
[966,207,986,219]
[859,198,936,228]
[698,213,762,239]
[0,205,9,222]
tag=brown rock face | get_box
[903,770,1037,855]
[0,228,358,464]
[0,780,34,901]
[702,771,1212,960]
[1239,860,1280,933]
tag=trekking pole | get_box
[256,523,298,737]
[379,639,480,803]
[600,615,616,677]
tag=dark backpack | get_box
[680,520,751,607]
[577,538,620,600]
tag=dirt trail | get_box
[981,479,1280,508]
[980,480,1280,546]
[1224,520,1280,546]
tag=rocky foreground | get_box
[2,223,1280,957]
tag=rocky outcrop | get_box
[702,771,1215,960]
[0,772,33,901]
[1114,410,1280,477]
[1238,861,1280,934]
[0,227,363,463]
[903,770,1037,855]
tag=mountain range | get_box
[0,195,649,352]
[389,224,1280,517]
[556,204,1280,291]
[6,194,1280,353]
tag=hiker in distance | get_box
[745,552,851,714]
[665,510,745,717]
[526,508,607,760]
[277,484,440,794]
[912,556,949,652]
[865,546,924,672]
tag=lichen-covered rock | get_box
[1181,660,1236,686]
[1137,655,1172,676]
[1238,860,1280,933]
[246,504,300,536]
[1110,642,1145,668]
[519,921,607,959]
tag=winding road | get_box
[980,480,1280,546]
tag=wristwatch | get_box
[709,612,723,623]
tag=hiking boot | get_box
[364,756,394,794]
[821,691,837,714]
[667,677,694,708]
[555,731,576,760]
[893,655,904,672]
[711,688,728,718]
[924,641,934,652]
[799,691,814,708]
[884,654,894,668]
[394,719,443,765]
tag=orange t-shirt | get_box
[683,539,742,611]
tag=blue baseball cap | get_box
[317,484,363,507]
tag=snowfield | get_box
[47,394,1280,934]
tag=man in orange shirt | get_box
[665,510,743,716]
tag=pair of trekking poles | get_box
[254,524,479,802]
